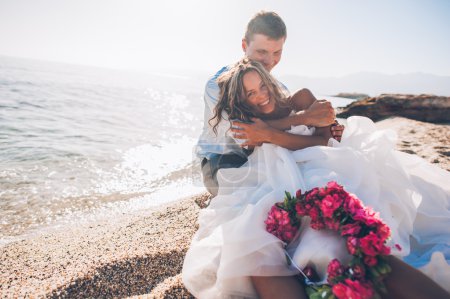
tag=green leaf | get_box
[285,191,291,200]
[309,293,323,299]
[305,286,317,296]
[368,266,380,278]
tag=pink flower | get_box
[305,188,318,202]
[311,219,325,230]
[351,264,366,279]
[327,181,342,191]
[265,205,299,243]
[325,218,340,231]
[318,187,327,197]
[346,236,360,255]
[361,207,382,227]
[309,207,320,222]
[332,193,344,206]
[327,259,345,283]
[332,279,374,299]
[360,231,390,256]
[295,189,302,199]
[340,222,362,236]
[344,194,364,215]
[363,255,377,267]
[375,222,391,241]
[295,202,308,216]
[320,195,341,218]
[282,228,295,242]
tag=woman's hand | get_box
[230,118,271,147]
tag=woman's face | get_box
[242,70,276,115]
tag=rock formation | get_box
[337,94,450,123]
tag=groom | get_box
[197,11,343,197]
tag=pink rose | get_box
[295,189,302,199]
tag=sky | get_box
[0,0,449,77]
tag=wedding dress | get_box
[182,116,450,298]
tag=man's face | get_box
[242,34,285,72]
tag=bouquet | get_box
[265,181,398,299]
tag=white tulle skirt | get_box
[182,116,450,298]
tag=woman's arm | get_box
[231,118,330,151]
[265,89,335,130]
[264,128,329,150]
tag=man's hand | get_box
[331,121,345,142]
[230,118,271,147]
[301,100,335,127]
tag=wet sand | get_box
[1,117,449,298]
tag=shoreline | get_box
[1,116,449,298]
[1,193,208,298]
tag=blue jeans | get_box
[201,153,248,197]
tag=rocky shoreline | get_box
[1,115,449,298]
[337,94,450,123]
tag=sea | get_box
[0,56,354,246]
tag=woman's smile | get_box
[243,70,276,115]
[258,99,271,107]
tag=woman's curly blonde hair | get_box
[209,58,290,135]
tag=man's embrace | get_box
[196,11,343,197]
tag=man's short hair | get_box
[244,11,287,42]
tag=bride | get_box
[182,59,450,298]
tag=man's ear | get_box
[242,38,247,52]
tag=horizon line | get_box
[1,53,450,79]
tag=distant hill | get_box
[333,93,369,100]
[279,72,450,97]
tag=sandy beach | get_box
[1,116,449,298]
